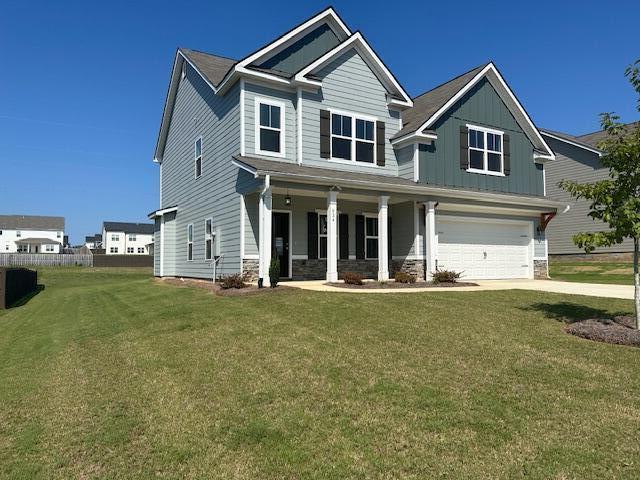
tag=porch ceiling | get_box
[232,155,564,211]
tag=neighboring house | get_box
[102,222,154,255]
[541,122,638,256]
[85,234,103,249]
[0,215,65,254]
[150,7,562,284]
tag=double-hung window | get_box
[468,126,504,175]
[205,218,213,260]
[194,137,203,178]
[365,216,378,259]
[16,231,21,238]
[187,224,193,261]
[111,234,119,242]
[256,98,284,157]
[110,247,118,253]
[331,112,375,164]
[127,247,134,253]
[45,244,54,252]
[137,247,145,253]
[128,234,136,242]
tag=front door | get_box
[272,212,290,278]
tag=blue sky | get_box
[1,0,638,243]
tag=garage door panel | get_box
[436,218,532,280]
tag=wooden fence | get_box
[0,254,93,267]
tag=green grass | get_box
[0,267,639,479]
[550,261,634,285]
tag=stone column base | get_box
[241,259,260,282]
[534,259,549,279]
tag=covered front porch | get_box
[234,156,561,286]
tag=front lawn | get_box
[0,268,638,479]
[550,261,634,284]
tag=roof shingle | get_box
[0,215,64,231]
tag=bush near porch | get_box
[0,267,638,479]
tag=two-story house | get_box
[150,7,562,284]
[541,123,638,258]
[0,215,65,254]
[102,222,154,255]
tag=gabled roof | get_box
[180,49,237,87]
[0,215,64,231]
[394,64,486,141]
[392,62,555,159]
[293,31,413,107]
[15,237,62,245]
[578,120,640,147]
[539,128,602,155]
[103,222,154,235]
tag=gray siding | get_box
[420,78,544,196]
[244,82,297,163]
[301,48,402,174]
[153,218,161,276]
[256,24,340,74]
[160,62,258,278]
[545,138,633,254]
[390,201,417,257]
[396,145,414,180]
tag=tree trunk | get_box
[635,237,640,330]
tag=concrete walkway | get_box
[285,279,634,300]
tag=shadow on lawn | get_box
[524,301,629,324]
[8,285,45,309]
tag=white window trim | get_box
[194,136,203,179]
[127,247,134,254]
[255,97,286,158]
[466,123,505,177]
[187,223,194,261]
[363,213,378,260]
[111,234,119,242]
[204,218,214,261]
[329,108,378,166]
[137,247,145,254]
[128,234,136,241]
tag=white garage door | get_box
[436,217,532,280]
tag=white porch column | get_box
[378,195,390,281]
[326,190,339,282]
[424,201,437,281]
[259,183,272,286]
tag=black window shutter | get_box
[339,214,349,260]
[320,110,330,158]
[503,134,511,175]
[307,212,318,259]
[376,121,385,166]
[460,125,469,170]
[355,215,365,260]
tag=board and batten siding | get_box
[420,78,544,196]
[301,48,402,174]
[160,62,258,278]
[544,138,634,254]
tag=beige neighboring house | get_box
[0,215,65,254]
[102,222,154,255]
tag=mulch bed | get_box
[327,280,478,289]
[566,316,640,347]
[156,277,295,297]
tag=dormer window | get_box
[467,125,504,176]
[256,98,285,157]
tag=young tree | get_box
[560,59,640,328]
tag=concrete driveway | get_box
[286,279,634,300]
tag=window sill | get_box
[256,149,286,159]
[328,157,379,167]
[466,168,505,177]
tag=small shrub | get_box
[394,272,417,284]
[268,258,280,288]
[431,270,462,284]
[343,271,364,285]
[220,274,246,289]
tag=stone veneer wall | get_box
[241,259,259,281]
[291,259,379,280]
[391,258,425,280]
[533,259,549,279]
